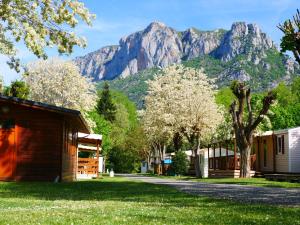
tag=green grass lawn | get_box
[143,174,300,188]
[0,177,299,225]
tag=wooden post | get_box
[96,140,99,178]
[234,138,237,170]
[213,144,216,170]
[226,142,229,170]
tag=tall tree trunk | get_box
[173,132,183,152]
[239,145,251,178]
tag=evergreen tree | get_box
[97,82,117,122]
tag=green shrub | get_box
[171,151,189,176]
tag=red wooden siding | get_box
[0,101,82,182]
[61,122,78,182]
[0,129,15,180]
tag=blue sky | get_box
[1,0,299,84]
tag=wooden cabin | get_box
[0,95,89,182]
[205,126,300,178]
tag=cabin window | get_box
[263,140,267,167]
[0,119,15,129]
[277,136,285,154]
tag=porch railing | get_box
[209,154,256,170]
[77,158,98,175]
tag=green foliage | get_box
[0,0,94,71]
[268,79,300,130]
[108,125,147,173]
[105,49,299,109]
[111,90,138,128]
[97,82,117,122]
[103,68,159,109]
[89,89,146,172]
[291,77,300,101]
[4,80,30,99]
[171,151,189,176]
[215,87,235,108]
[87,110,112,155]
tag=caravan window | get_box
[277,136,285,154]
[263,140,267,167]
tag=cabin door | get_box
[0,119,16,180]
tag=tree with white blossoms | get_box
[142,106,173,174]
[24,58,96,128]
[144,65,223,177]
[0,0,94,71]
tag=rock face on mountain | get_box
[75,46,118,80]
[74,21,295,83]
[103,22,183,79]
[181,28,225,60]
[212,22,274,61]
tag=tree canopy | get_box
[143,65,222,177]
[0,0,94,71]
[24,58,96,111]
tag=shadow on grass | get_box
[0,177,299,225]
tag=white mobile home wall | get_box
[289,127,300,173]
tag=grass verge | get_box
[0,177,299,224]
[142,174,300,188]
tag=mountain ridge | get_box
[75,21,290,82]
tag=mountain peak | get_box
[75,21,278,80]
[147,21,167,29]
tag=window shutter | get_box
[282,135,285,154]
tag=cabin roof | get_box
[0,95,90,133]
[78,132,102,145]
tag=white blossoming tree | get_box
[0,0,94,70]
[24,58,96,128]
[144,65,223,177]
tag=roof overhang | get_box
[78,132,102,145]
[0,95,90,133]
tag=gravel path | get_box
[119,174,300,206]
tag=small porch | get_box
[77,133,102,179]
[207,141,256,178]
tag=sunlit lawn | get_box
[144,174,300,188]
[0,177,299,224]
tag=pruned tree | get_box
[278,9,300,65]
[0,0,95,71]
[229,81,276,178]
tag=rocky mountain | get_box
[76,21,287,81]
[76,21,300,108]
